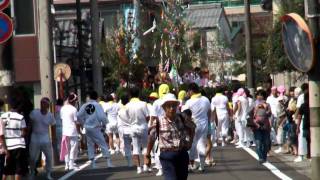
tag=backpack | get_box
[156,112,196,151]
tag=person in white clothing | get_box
[244,88,255,147]
[117,92,133,167]
[1,99,28,180]
[29,97,56,180]
[102,94,120,154]
[211,86,230,147]
[294,83,309,162]
[126,87,150,174]
[184,83,211,172]
[233,88,249,148]
[266,86,279,144]
[151,84,170,119]
[60,93,80,170]
[77,91,114,168]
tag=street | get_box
[33,145,310,180]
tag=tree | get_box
[264,0,304,73]
[234,0,305,85]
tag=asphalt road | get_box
[31,145,310,180]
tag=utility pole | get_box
[244,0,254,92]
[38,0,54,101]
[306,1,320,179]
[90,0,103,95]
[76,0,86,102]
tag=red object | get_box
[59,72,64,99]
[0,0,10,11]
[117,47,128,64]
[0,12,13,44]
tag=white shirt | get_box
[147,103,154,125]
[211,93,229,117]
[102,101,120,124]
[77,100,108,129]
[126,98,149,127]
[297,93,304,109]
[61,104,78,137]
[184,95,210,125]
[1,112,26,150]
[237,96,249,121]
[248,97,255,112]
[151,98,165,118]
[29,109,56,143]
[117,105,131,135]
[266,95,279,116]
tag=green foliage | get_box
[144,0,197,71]
[264,0,304,73]
[234,0,304,78]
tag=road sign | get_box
[0,0,9,11]
[0,12,13,44]
[281,13,315,72]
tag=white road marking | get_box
[58,154,103,180]
[243,147,293,180]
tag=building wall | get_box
[272,72,308,90]
[12,0,40,83]
[13,36,40,82]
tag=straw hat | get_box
[161,93,179,107]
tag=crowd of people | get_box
[0,79,310,180]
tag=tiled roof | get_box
[185,3,223,29]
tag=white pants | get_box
[245,127,254,143]
[210,122,216,144]
[29,138,53,173]
[132,129,148,155]
[122,133,132,157]
[106,121,118,134]
[298,123,308,156]
[276,126,284,145]
[217,114,229,139]
[235,120,248,144]
[189,122,208,160]
[153,139,162,169]
[86,127,110,160]
[65,136,79,166]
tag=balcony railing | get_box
[191,0,261,7]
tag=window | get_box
[13,0,35,35]
[101,11,118,37]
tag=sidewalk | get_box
[270,146,311,179]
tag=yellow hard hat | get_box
[158,84,170,98]
[178,90,187,101]
[149,92,159,99]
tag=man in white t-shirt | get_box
[266,87,279,125]
[29,97,56,180]
[126,87,150,174]
[117,92,132,167]
[77,91,114,168]
[211,87,230,147]
[183,83,211,172]
[266,86,279,144]
[297,83,308,109]
[102,94,120,154]
[60,93,79,170]
[1,99,28,180]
